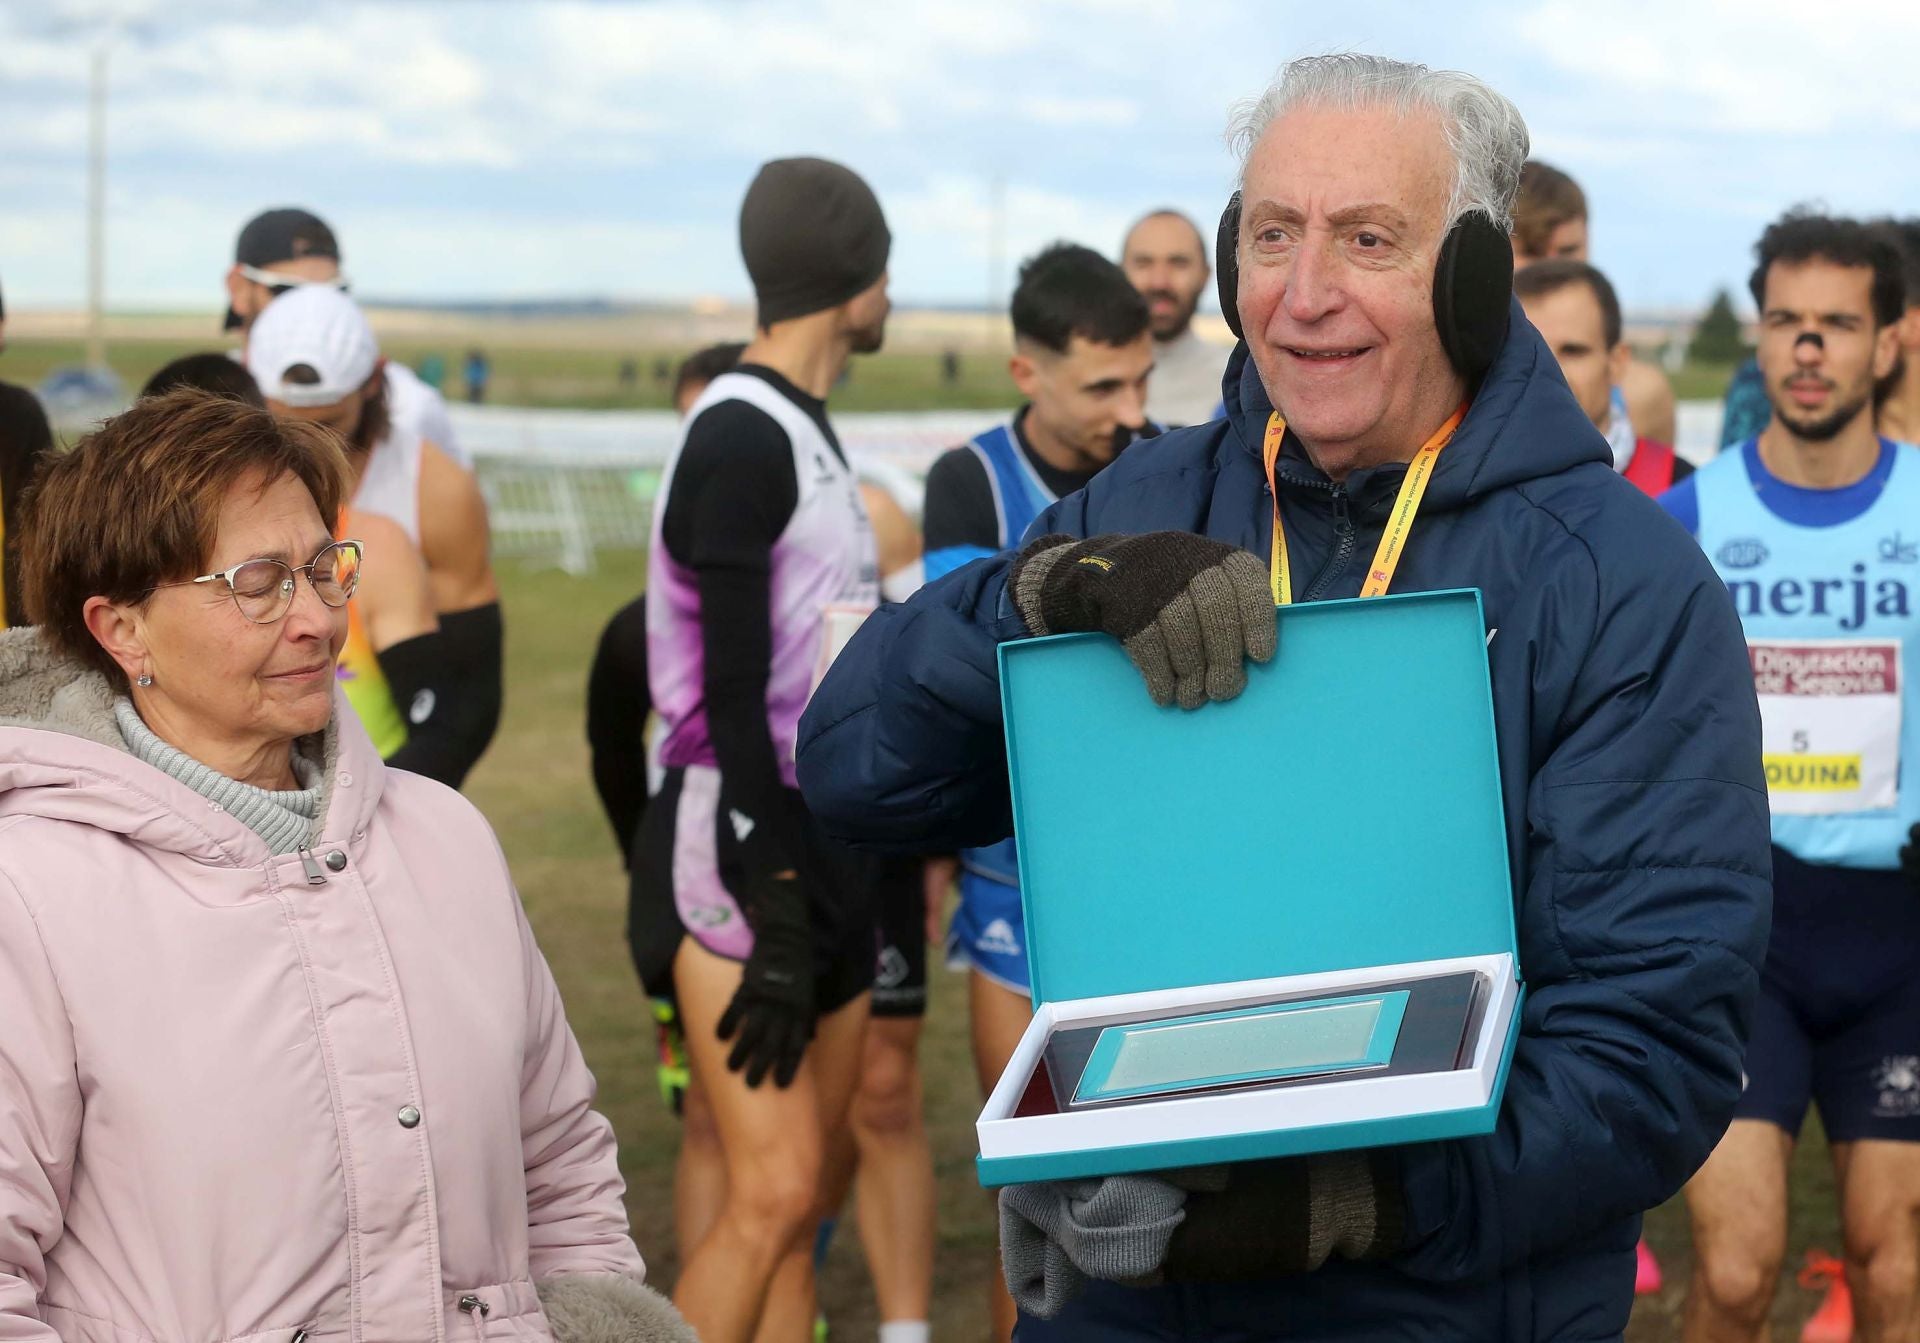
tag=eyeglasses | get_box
[238,264,352,297]
[153,539,363,625]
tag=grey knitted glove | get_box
[999,1168,1230,1319]
[1163,1150,1404,1283]
[1009,532,1276,709]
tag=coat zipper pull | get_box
[291,1330,309,1343]
[298,848,326,886]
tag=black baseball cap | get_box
[223,208,341,331]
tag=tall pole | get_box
[986,173,1006,318]
[86,45,107,370]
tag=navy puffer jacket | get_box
[798,303,1770,1341]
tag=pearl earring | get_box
[136,674,153,688]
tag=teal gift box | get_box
[974,588,1525,1188]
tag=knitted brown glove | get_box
[1010,531,1276,709]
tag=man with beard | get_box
[248,286,501,786]
[635,157,892,1343]
[1662,212,1920,1343]
[1121,210,1230,426]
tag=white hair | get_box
[1226,53,1530,233]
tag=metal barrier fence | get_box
[461,400,1730,575]
[459,405,993,573]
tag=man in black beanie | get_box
[633,156,891,1343]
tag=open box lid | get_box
[997,587,1517,1009]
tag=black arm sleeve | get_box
[585,595,651,865]
[921,447,1002,554]
[0,383,54,628]
[380,602,503,789]
[660,401,803,883]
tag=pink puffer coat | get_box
[0,630,660,1343]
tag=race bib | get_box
[1750,639,1902,815]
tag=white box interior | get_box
[977,953,1518,1162]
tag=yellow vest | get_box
[339,597,409,759]
[332,510,407,759]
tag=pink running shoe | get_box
[1635,1239,1664,1295]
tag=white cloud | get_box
[3,0,1915,314]
[1515,0,1920,134]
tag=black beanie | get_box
[740,157,891,327]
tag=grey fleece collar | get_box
[0,626,343,849]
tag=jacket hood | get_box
[0,625,383,865]
[1221,295,1611,510]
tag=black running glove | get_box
[1901,822,1920,895]
[717,872,815,1089]
[1009,532,1277,709]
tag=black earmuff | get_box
[1216,192,1246,341]
[1214,191,1513,383]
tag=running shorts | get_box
[947,865,1030,996]
[629,764,875,1015]
[871,856,928,1019]
[1735,845,1920,1141]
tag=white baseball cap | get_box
[246,284,380,408]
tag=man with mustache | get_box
[802,53,1767,1342]
[1662,211,1920,1343]
[1121,210,1230,426]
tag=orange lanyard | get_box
[1260,403,1467,605]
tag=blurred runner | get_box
[1120,209,1228,426]
[815,477,934,1343]
[920,242,1154,1342]
[248,287,500,785]
[589,340,742,1272]
[1512,160,1678,449]
[141,352,269,406]
[1874,220,1920,446]
[221,207,470,469]
[1664,211,1918,1343]
[465,348,491,404]
[0,274,54,628]
[1517,259,1693,493]
[635,157,890,1343]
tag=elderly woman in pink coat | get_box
[0,389,691,1343]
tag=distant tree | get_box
[1690,288,1749,364]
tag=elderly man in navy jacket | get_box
[799,53,1769,1343]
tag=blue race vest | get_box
[1694,438,1920,868]
[951,423,1057,893]
[922,422,1057,584]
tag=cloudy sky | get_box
[2,0,1916,316]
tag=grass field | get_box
[473,552,1845,1342]
[1,336,1023,413]
[2,336,1741,416]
